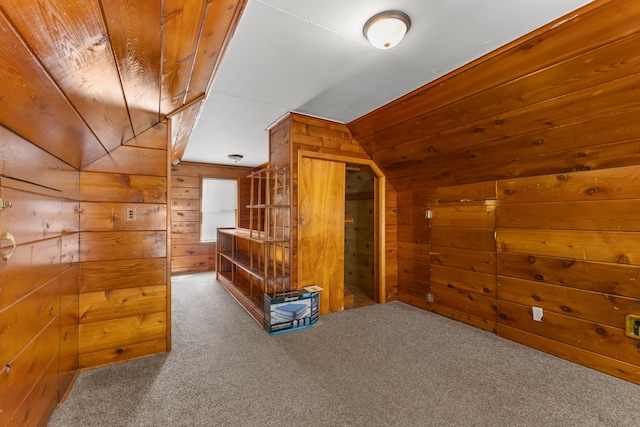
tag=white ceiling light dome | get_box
[364,11,411,49]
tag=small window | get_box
[201,178,237,242]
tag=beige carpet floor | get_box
[49,272,640,426]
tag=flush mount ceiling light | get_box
[228,154,243,163]
[363,10,411,50]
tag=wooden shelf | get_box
[216,166,291,324]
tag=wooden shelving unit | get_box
[216,166,290,324]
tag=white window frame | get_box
[200,177,238,242]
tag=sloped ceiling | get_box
[0,0,245,169]
[181,0,593,167]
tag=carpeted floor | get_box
[49,272,640,426]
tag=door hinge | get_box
[0,198,12,211]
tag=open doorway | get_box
[344,164,376,309]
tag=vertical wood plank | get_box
[100,0,162,136]
[1,0,134,151]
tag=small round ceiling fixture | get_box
[228,154,243,163]
[363,11,411,50]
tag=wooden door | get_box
[298,157,345,314]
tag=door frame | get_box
[297,150,387,304]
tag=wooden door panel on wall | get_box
[0,131,80,427]
[430,246,496,275]
[298,157,345,314]
[0,317,60,427]
[426,196,497,332]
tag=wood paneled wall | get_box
[0,126,79,427]
[349,0,640,383]
[170,161,254,275]
[78,124,169,369]
[271,113,399,301]
[496,167,640,382]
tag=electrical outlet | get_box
[625,314,640,339]
[426,293,434,303]
[125,207,136,221]
[532,306,544,322]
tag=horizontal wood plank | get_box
[431,227,496,252]
[498,228,640,264]
[79,231,166,262]
[0,278,61,365]
[0,238,63,310]
[79,202,167,231]
[497,276,640,328]
[80,258,166,293]
[80,171,167,203]
[497,300,640,366]
[430,246,496,275]
[80,285,166,323]
[430,203,496,228]
[430,264,496,297]
[78,312,166,354]
[498,324,640,385]
[498,199,640,231]
[429,283,497,323]
[497,252,640,298]
[79,339,166,369]
[498,166,640,203]
[83,146,167,177]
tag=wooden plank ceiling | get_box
[0,0,246,169]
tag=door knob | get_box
[0,232,16,261]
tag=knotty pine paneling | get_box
[170,161,253,274]
[79,202,167,232]
[346,0,640,384]
[2,0,134,152]
[169,98,205,163]
[283,113,398,301]
[80,285,167,323]
[0,129,79,427]
[496,166,640,383]
[384,183,399,300]
[186,0,246,104]
[100,1,162,136]
[0,12,105,169]
[497,252,640,298]
[397,182,498,331]
[0,184,61,244]
[429,284,497,332]
[160,0,207,115]
[78,312,166,355]
[83,145,168,177]
[79,128,168,369]
[344,196,375,297]
[0,320,60,427]
[80,258,166,293]
[498,325,640,383]
[349,1,636,148]
[80,171,166,204]
[78,338,167,369]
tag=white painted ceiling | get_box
[181,0,593,167]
